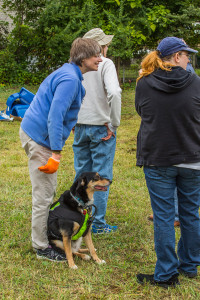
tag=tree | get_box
[2,0,46,24]
[1,0,200,84]
[1,0,45,64]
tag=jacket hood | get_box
[144,66,195,93]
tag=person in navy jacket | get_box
[136,37,200,287]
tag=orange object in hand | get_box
[38,157,60,174]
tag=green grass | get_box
[195,69,200,76]
[1,85,200,299]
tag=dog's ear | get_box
[76,176,86,191]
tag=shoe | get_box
[148,214,153,221]
[36,245,66,262]
[136,273,180,289]
[148,214,180,227]
[178,268,197,278]
[91,224,118,234]
[174,221,180,227]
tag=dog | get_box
[47,172,111,269]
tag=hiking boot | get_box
[36,245,66,262]
[136,273,180,289]
[178,268,197,278]
[91,224,118,234]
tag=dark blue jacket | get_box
[135,67,200,166]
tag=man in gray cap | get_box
[72,28,121,234]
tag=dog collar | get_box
[70,191,86,207]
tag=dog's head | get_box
[71,172,112,204]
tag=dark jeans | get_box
[144,166,200,281]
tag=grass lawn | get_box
[0,85,200,299]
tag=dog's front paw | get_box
[83,254,91,261]
[96,259,106,265]
[70,264,78,270]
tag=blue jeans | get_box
[174,188,179,221]
[144,166,200,281]
[73,124,116,227]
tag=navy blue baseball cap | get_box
[157,37,198,58]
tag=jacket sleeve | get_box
[135,80,143,116]
[48,78,79,150]
[102,59,122,128]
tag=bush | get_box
[0,50,48,85]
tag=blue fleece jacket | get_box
[21,63,85,150]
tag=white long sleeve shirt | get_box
[77,56,121,130]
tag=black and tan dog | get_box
[47,172,111,269]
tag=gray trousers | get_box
[19,127,57,249]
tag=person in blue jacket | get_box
[19,37,102,262]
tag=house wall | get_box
[0,1,14,31]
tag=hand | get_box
[101,123,115,141]
[38,157,60,174]
[139,68,142,75]
[52,152,61,161]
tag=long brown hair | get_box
[137,51,175,82]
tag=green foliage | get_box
[2,0,46,24]
[32,0,96,70]
[195,69,200,76]
[0,21,8,50]
[1,0,200,84]
[0,50,26,84]
[166,5,200,47]
[146,5,170,33]
[127,0,144,9]
[7,25,35,63]
[0,49,48,85]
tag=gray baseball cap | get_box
[83,28,114,46]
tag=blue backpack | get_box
[5,87,35,118]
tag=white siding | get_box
[0,1,14,31]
